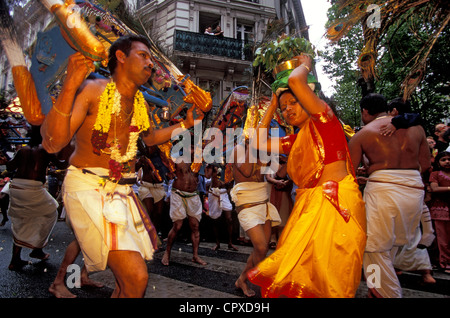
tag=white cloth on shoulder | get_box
[230,181,280,232]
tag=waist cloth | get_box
[138,181,165,203]
[230,182,281,232]
[364,169,424,253]
[208,187,233,219]
[248,174,367,298]
[169,188,202,222]
[8,178,58,249]
[63,166,159,273]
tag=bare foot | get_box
[8,259,28,271]
[81,277,104,288]
[29,249,50,260]
[235,277,256,297]
[228,244,238,251]
[161,251,170,266]
[49,283,77,298]
[368,287,383,298]
[192,256,207,265]
[422,273,436,284]
[212,244,220,251]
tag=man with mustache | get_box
[40,35,204,298]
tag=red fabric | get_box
[311,114,347,164]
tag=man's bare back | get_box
[349,116,430,175]
[7,145,55,183]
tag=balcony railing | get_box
[174,30,253,61]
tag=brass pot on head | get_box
[272,59,300,76]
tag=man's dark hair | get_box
[107,35,152,75]
[360,93,388,115]
[27,125,42,147]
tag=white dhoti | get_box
[63,166,158,273]
[8,178,58,249]
[394,203,434,271]
[208,187,233,220]
[169,188,202,222]
[363,169,425,298]
[138,181,165,203]
[230,182,281,232]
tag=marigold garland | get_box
[91,80,151,181]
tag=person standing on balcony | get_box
[204,27,215,35]
[214,25,224,37]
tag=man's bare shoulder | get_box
[81,77,109,93]
[350,125,373,143]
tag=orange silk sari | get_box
[248,113,366,298]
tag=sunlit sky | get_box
[301,0,335,96]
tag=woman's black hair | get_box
[433,151,450,171]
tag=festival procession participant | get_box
[348,93,431,297]
[161,145,207,267]
[204,164,237,252]
[247,53,366,298]
[40,34,204,298]
[229,104,281,297]
[6,126,62,270]
[136,144,168,237]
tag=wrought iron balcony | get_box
[174,30,253,61]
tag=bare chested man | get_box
[40,35,203,298]
[161,153,207,266]
[229,140,280,297]
[204,164,237,251]
[136,145,167,236]
[348,93,431,298]
[6,126,61,270]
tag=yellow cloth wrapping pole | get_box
[177,76,212,112]
[11,66,45,126]
[48,0,108,62]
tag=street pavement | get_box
[0,220,449,300]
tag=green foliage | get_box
[253,36,316,72]
[322,2,450,134]
[322,23,364,127]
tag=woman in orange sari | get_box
[248,54,366,298]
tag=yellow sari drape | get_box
[248,116,366,298]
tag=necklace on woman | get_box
[91,80,151,181]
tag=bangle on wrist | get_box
[53,105,71,117]
[300,64,311,73]
[180,120,186,129]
